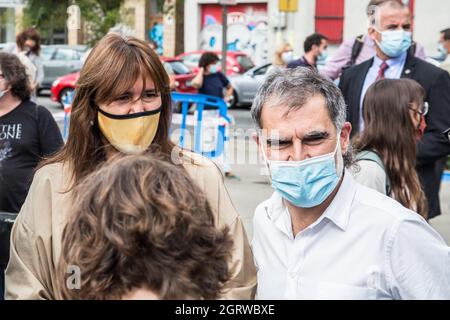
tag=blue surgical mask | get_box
[264,137,343,208]
[317,50,328,63]
[375,29,412,58]
[438,43,448,56]
[209,63,219,73]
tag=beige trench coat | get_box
[5,151,257,299]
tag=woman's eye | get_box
[116,95,130,102]
[143,91,157,99]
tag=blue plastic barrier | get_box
[443,171,450,183]
[61,90,75,141]
[171,92,231,159]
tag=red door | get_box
[315,0,345,44]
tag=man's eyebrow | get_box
[385,23,400,28]
[266,136,291,144]
[302,131,330,139]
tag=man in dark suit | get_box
[339,0,450,219]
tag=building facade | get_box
[0,0,25,43]
[185,0,450,64]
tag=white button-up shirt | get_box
[252,171,450,300]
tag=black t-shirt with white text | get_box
[0,100,63,213]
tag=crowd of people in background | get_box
[1,0,450,300]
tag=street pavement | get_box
[37,95,450,244]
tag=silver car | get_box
[228,61,329,107]
[40,44,88,91]
[228,63,271,108]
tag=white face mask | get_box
[281,51,294,64]
[0,79,8,99]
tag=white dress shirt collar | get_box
[373,51,408,71]
[265,171,355,238]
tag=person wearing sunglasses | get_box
[353,79,428,218]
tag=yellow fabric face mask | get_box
[97,107,161,154]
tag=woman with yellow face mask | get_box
[4,33,256,300]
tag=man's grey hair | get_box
[367,0,406,27]
[251,67,354,167]
[251,67,346,131]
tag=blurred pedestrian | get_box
[57,153,233,300]
[5,33,256,300]
[0,52,63,299]
[251,67,450,299]
[322,0,426,80]
[438,28,450,74]
[192,52,234,103]
[191,52,238,179]
[267,42,293,74]
[17,28,44,100]
[339,0,450,219]
[352,79,427,218]
[287,33,328,70]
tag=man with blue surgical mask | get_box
[339,0,450,220]
[438,28,450,74]
[251,68,450,300]
[287,33,328,70]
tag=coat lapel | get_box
[401,52,417,79]
[352,58,374,131]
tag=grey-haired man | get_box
[251,67,450,300]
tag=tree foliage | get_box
[22,0,71,44]
[23,0,124,46]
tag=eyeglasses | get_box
[409,102,429,116]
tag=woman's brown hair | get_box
[17,28,41,55]
[39,32,174,187]
[0,52,31,100]
[57,151,233,300]
[354,79,427,218]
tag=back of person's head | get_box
[0,52,31,101]
[303,33,328,53]
[57,151,233,300]
[361,78,424,141]
[355,78,427,217]
[441,28,450,41]
[198,52,220,68]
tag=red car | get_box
[175,50,254,76]
[50,57,197,104]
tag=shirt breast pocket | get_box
[316,282,377,300]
